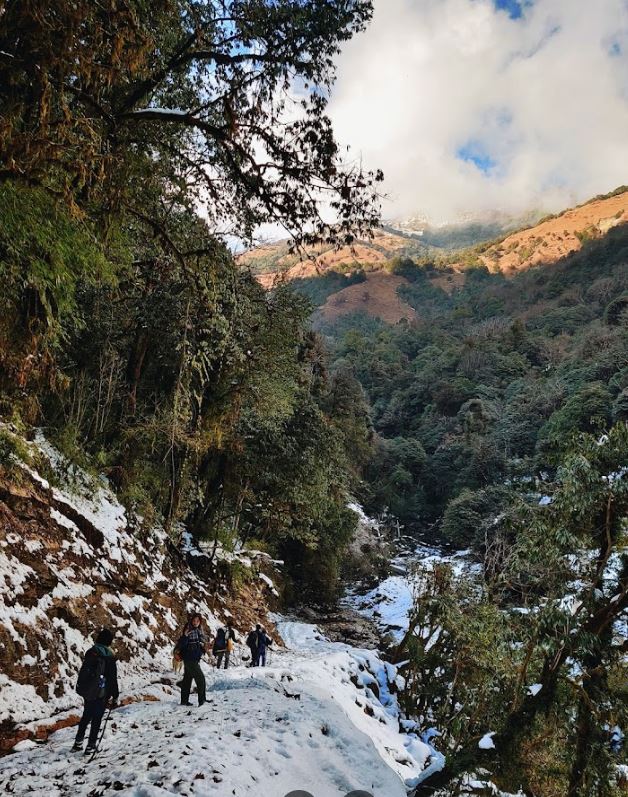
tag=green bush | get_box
[441,485,511,547]
[0,427,32,471]
[538,382,613,459]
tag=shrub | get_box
[441,485,512,548]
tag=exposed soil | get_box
[318,271,417,324]
[0,459,279,751]
[428,269,466,294]
[479,190,628,273]
[247,228,422,287]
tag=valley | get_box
[1,3,627,795]
[2,183,627,797]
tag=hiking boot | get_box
[198,698,206,707]
[71,742,83,753]
[84,745,96,755]
[181,701,193,706]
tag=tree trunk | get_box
[126,329,149,417]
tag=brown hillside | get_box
[318,271,417,325]
[243,227,423,283]
[429,269,466,294]
[256,242,389,288]
[254,188,628,325]
[479,190,628,274]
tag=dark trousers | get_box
[215,650,230,669]
[75,698,106,746]
[258,648,266,667]
[248,646,258,666]
[181,660,206,704]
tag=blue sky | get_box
[492,0,533,20]
[456,106,514,174]
[456,140,497,173]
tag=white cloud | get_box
[329,0,628,222]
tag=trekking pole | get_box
[89,706,113,762]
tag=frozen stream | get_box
[344,540,480,642]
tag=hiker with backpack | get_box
[246,624,260,667]
[246,624,273,666]
[72,628,119,754]
[213,620,237,669]
[256,626,273,667]
[176,613,207,706]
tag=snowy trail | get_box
[0,439,433,795]
[0,621,432,796]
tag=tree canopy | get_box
[303,226,628,535]
[0,0,381,247]
[0,1,381,599]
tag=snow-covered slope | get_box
[0,620,433,796]
[274,620,432,788]
[0,430,438,793]
[0,430,278,745]
[345,543,481,641]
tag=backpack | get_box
[213,627,227,653]
[76,650,106,701]
[172,640,183,673]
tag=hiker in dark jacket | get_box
[246,624,260,667]
[256,626,273,667]
[213,620,237,669]
[247,624,272,667]
[72,628,119,754]
[177,613,207,706]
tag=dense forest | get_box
[289,224,628,550]
[289,213,628,795]
[0,0,379,601]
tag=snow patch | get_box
[479,731,496,750]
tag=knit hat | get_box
[95,628,114,646]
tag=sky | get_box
[328,0,628,223]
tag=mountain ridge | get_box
[244,186,628,278]
[244,186,628,325]
[476,187,628,274]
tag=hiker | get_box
[247,624,273,667]
[256,626,273,667]
[176,613,207,706]
[213,620,237,669]
[72,628,119,754]
[246,624,260,667]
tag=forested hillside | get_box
[0,3,626,796]
[283,206,628,549]
[283,202,628,796]
[0,0,380,602]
